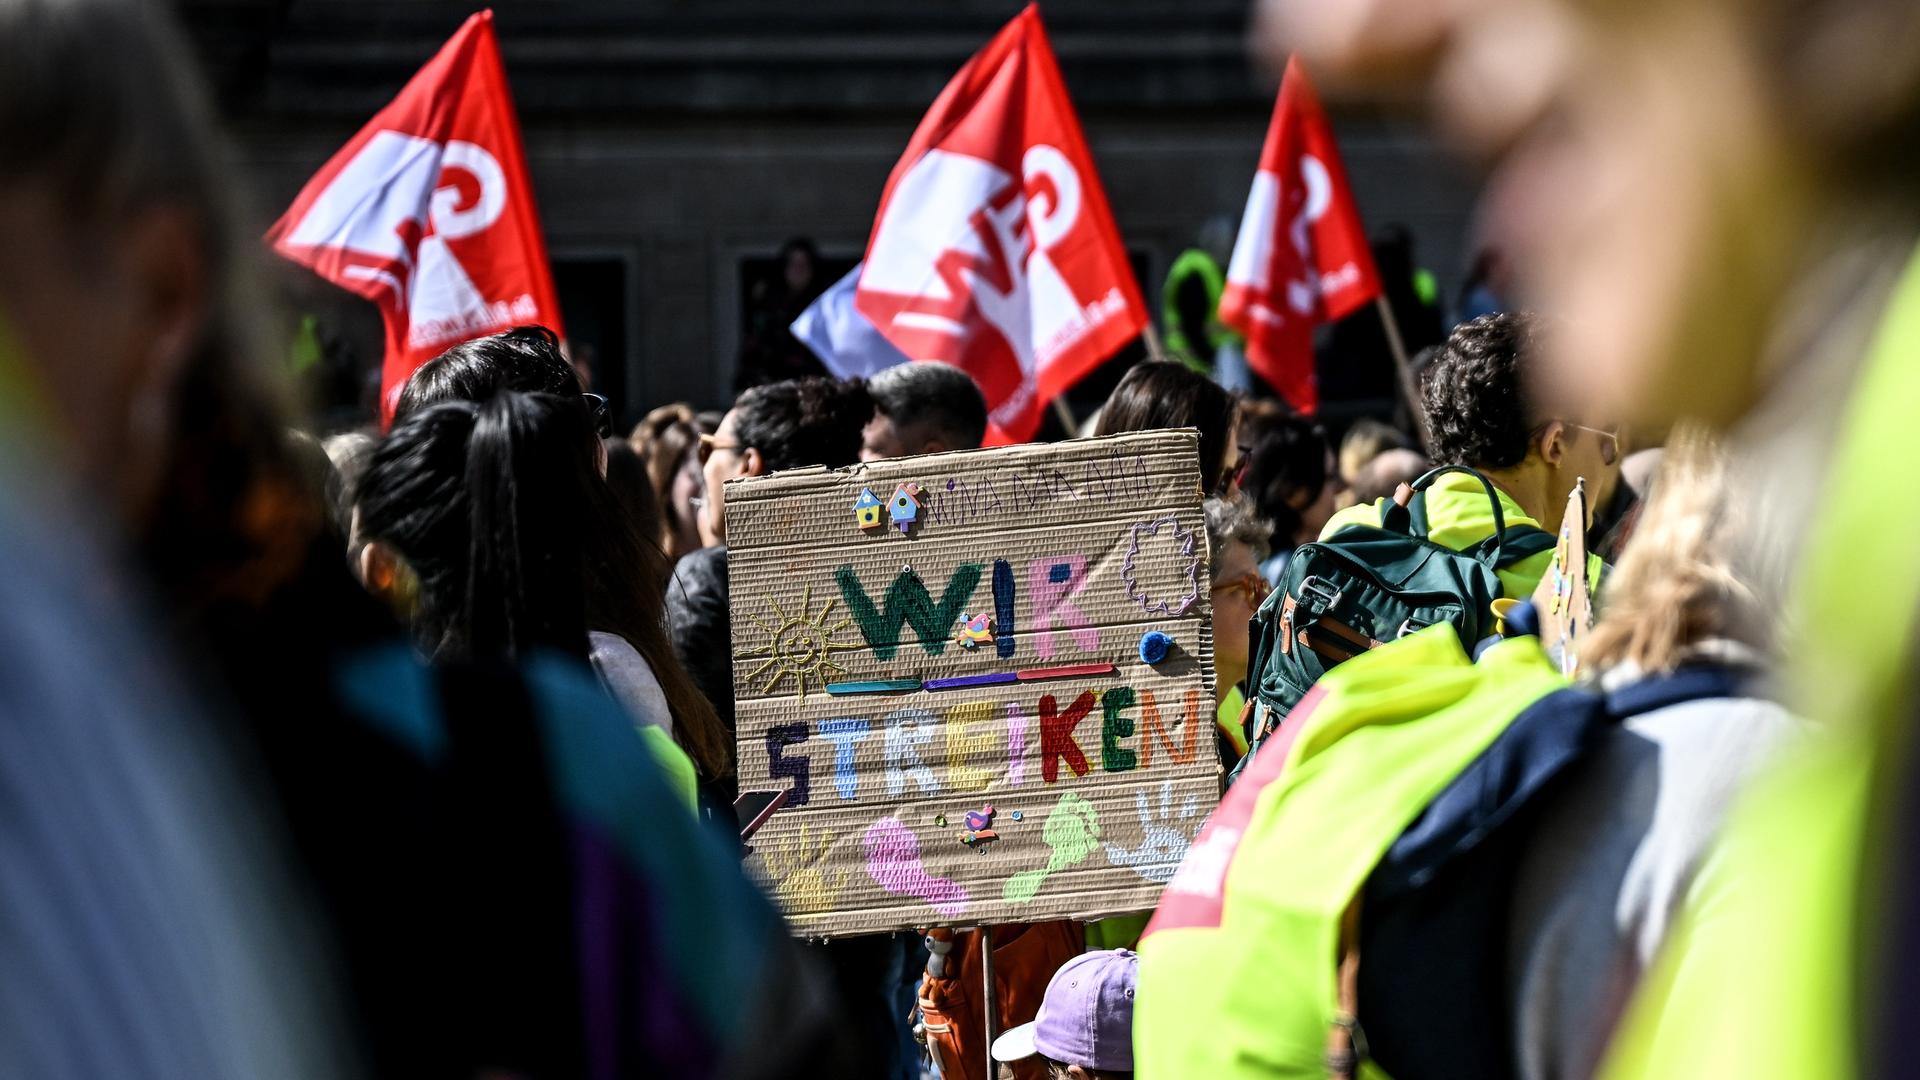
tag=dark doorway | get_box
[553,256,632,428]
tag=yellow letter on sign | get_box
[945,701,997,792]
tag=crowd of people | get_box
[4,0,1918,1077]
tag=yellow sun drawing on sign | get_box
[745,584,862,699]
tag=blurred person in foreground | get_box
[1504,426,1800,1078]
[1321,313,1616,602]
[1263,0,1920,1072]
[392,326,735,806]
[1093,360,1243,496]
[0,1,841,1075]
[0,1,363,1073]
[860,360,989,461]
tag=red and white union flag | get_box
[856,4,1148,443]
[266,10,562,421]
[1220,58,1380,414]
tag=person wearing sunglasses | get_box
[1204,493,1276,770]
[670,376,874,751]
[1318,313,1615,606]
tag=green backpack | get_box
[1250,466,1555,725]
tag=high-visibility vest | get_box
[1598,242,1920,1079]
[1135,627,1568,1078]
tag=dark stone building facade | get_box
[178,0,1480,424]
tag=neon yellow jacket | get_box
[1599,244,1920,1079]
[1319,470,1603,606]
[1135,627,1568,1078]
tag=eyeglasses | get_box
[1564,423,1620,467]
[1220,444,1252,492]
[698,432,745,465]
[582,393,612,439]
[1211,571,1272,608]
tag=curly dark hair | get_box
[731,375,873,472]
[1421,313,1545,469]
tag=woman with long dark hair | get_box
[391,326,734,788]
[1093,360,1243,495]
[357,391,600,662]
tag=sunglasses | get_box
[1220,444,1252,492]
[698,432,745,465]
[582,393,613,439]
[1211,571,1272,608]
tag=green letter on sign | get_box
[1101,687,1138,772]
[836,563,983,660]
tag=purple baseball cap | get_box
[990,948,1137,1071]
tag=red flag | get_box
[1220,58,1380,414]
[266,10,562,422]
[855,4,1147,442]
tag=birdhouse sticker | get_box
[888,482,922,534]
[853,487,884,531]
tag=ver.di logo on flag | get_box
[855,5,1146,443]
[266,10,562,422]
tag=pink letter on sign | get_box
[1006,702,1030,786]
[1030,555,1099,658]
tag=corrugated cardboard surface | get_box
[726,430,1222,937]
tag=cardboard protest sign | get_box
[1530,477,1593,675]
[724,430,1221,937]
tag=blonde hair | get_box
[1582,424,1773,674]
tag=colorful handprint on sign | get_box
[1104,780,1203,884]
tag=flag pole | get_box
[1373,294,1432,452]
[1051,395,1078,435]
[981,925,997,1080]
[1140,322,1170,364]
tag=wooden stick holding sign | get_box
[723,430,1222,938]
[1529,477,1593,676]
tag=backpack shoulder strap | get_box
[1477,525,1557,569]
[1400,466,1528,569]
